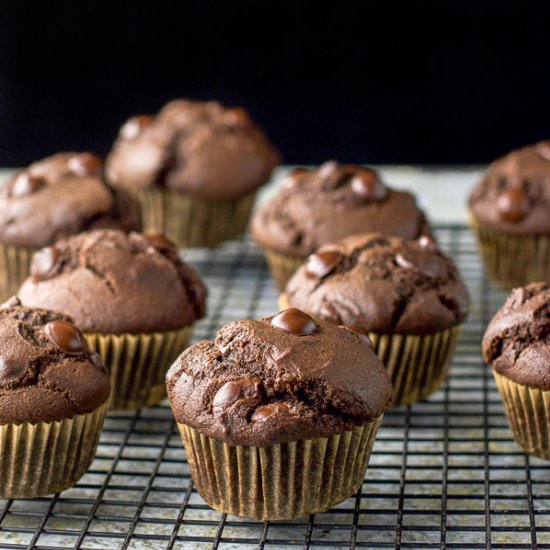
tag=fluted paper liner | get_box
[86,326,193,410]
[279,294,460,407]
[493,371,550,460]
[0,401,108,499]
[128,187,256,248]
[263,250,305,291]
[469,214,550,289]
[178,417,381,520]
[0,242,36,301]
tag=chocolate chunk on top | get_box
[166,313,392,447]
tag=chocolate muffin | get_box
[0,297,110,498]
[106,98,280,248]
[0,152,141,300]
[167,308,392,520]
[469,141,550,287]
[282,233,469,405]
[18,229,207,409]
[251,161,430,289]
[483,282,550,459]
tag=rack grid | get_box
[0,224,547,550]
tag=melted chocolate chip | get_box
[305,250,343,279]
[212,379,262,413]
[497,187,529,223]
[339,325,374,348]
[224,107,250,128]
[67,153,103,177]
[120,115,154,141]
[0,356,26,385]
[11,172,46,198]
[271,308,317,336]
[46,320,87,355]
[318,160,339,177]
[252,402,291,422]
[418,235,438,252]
[30,246,60,282]
[350,169,388,202]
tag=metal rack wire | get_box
[0,224,546,550]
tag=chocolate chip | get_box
[395,253,415,270]
[144,233,175,251]
[119,115,154,141]
[11,172,46,198]
[67,153,103,177]
[0,356,26,385]
[46,320,87,355]
[339,325,374,348]
[497,187,529,223]
[350,169,388,201]
[305,250,343,279]
[224,107,250,128]
[212,379,262,413]
[30,246,60,282]
[418,235,438,252]
[252,402,290,422]
[536,140,550,161]
[318,160,339,177]
[271,308,317,336]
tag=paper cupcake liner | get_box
[178,417,381,520]
[263,250,305,291]
[129,187,256,248]
[493,371,550,460]
[278,293,460,407]
[469,215,550,289]
[0,402,108,499]
[86,326,194,411]
[0,243,36,301]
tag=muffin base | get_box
[130,187,257,249]
[0,243,35,301]
[469,215,550,289]
[0,402,108,499]
[86,326,194,411]
[263,249,305,291]
[493,371,550,460]
[278,294,460,407]
[178,418,382,520]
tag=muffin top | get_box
[285,233,469,335]
[105,99,280,201]
[18,230,207,334]
[167,308,392,446]
[0,152,142,249]
[251,161,429,258]
[483,282,550,390]
[469,141,550,234]
[0,297,110,424]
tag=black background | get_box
[1,1,549,166]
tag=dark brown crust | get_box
[482,282,550,390]
[166,313,392,447]
[0,300,110,424]
[0,152,142,248]
[469,141,550,234]
[105,99,280,201]
[18,229,207,334]
[285,233,470,335]
[251,162,429,258]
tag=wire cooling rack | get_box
[0,223,547,550]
